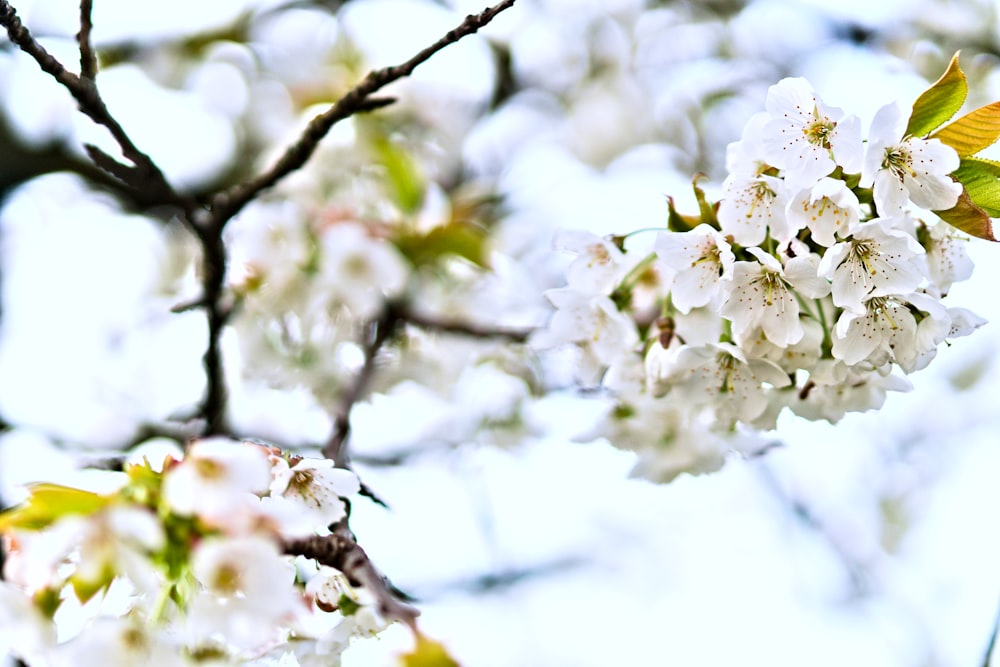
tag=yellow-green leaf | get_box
[931,101,1000,157]
[906,52,968,138]
[666,196,698,232]
[692,174,717,226]
[371,135,425,215]
[953,157,1000,216]
[71,567,114,605]
[394,222,489,269]
[399,633,461,667]
[0,484,110,531]
[934,188,997,241]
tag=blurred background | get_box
[2,0,1000,665]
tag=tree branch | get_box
[77,0,97,80]
[283,532,420,629]
[210,0,518,224]
[982,594,1000,666]
[324,302,401,462]
[400,307,532,342]
[0,1,188,210]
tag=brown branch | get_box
[210,0,518,224]
[983,594,1000,667]
[400,308,532,342]
[196,223,231,435]
[77,0,97,80]
[0,1,188,211]
[283,533,420,629]
[324,302,401,462]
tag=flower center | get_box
[882,146,915,180]
[804,110,835,148]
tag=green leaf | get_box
[371,135,425,215]
[0,484,111,531]
[400,633,462,667]
[953,157,1000,216]
[666,196,698,232]
[934,188,997,241]
[692,174,718,226]
[931,101,1000,156]
[394,222,489,269]
[906,52,968,138]
[71,566,114,605]
[337,593,361,617]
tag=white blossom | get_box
[861,102,962,214]
[542,288,639,380]
[717,174,790,246]
[792,360,912,422]
[162,438,272,526]
[656,224,735,313]
[786,177,861,246]
[831,296,920,367]
[49,619,181,667]
[922,222,974,293]
[762,77,863,187]
[269,457,360,528]
[725,111,770,177]
[669,342,790,422]
[318,222,409,319]
[553,229,627,295]
[817,219,926,314]
[721,248,828,348]
[0,581,56,664]
[946,306,988,338]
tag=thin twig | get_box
[283,533,420,629]
[400,308,532,342]
[211,0,518,224]
[982,594,1000,666]
[0,1,187,210]
[325,303,401,462]
[77,0,97,80]
[755,460,872,595]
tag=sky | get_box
[1,0,1000,666]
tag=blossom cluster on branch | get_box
[0,438,393,666]
[537,56,996,482]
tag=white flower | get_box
[717,175,790,246]
[720,248,829,348]
[739,316,825,374]
[189,535,299,646]
[726,111,771,177]
[0,581,56,664]
[922,222,974,293]
[72,506,165,599]
[269,457,360,528]
[192,534,295,600]
[861,102,962,214]
[669,342,790,422]
[946,307,987,338]
[50,619,180,667]
[831,295,919,367]
[162,438,272,525]
[553,229,627,295]
[319,222,409,319]
[543,288,639,378]
[762,77,863,187]
[786,177,861,246]
[656,224,735,313]
[817,219,926,314]
[792,360,911,422]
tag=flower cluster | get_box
[0,438,383,666]
[542,71,992,482]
